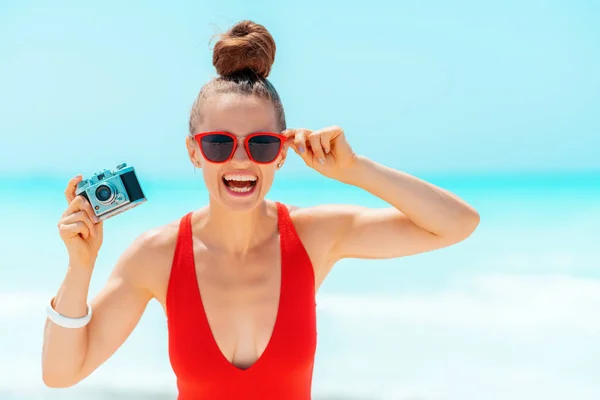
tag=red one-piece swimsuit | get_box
[166,202,317,399]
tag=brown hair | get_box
[188,20,286,134]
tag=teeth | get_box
[223,174,257,182]
[228,186,254,193]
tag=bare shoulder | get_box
[288,203,363,222]
[283,203,354,286]
[287,203,363,238]
[287,204,365,245]
[110,217,183,303]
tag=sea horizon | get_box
[2,170,599,399]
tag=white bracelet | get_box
[46,297,92,329]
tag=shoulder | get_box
[110,214,187,299]
[125,217,181,263]
[280,203,353,276]
[285,203,360,231]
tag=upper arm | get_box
[294,204,474,266]
[328,205,463,260]
[75,229,167,381]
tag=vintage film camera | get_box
[75,163,147,221]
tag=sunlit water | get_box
[1,172,599,400]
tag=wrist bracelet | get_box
[45,297,92,329]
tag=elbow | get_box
[42,368,80,389]
[457,210,480,240]
[439,210,480,242]
[43,376,74,389]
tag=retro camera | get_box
[75,163,147,221]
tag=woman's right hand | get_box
[58,175,104,268]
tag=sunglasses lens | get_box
[248,135,282,163]
[200,134,235,163]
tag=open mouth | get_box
[222,173,258,194]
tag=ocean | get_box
[1,171,599,400]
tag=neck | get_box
[200,198,277,256]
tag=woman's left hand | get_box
[283,126,357,181]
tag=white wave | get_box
[0,290,50,317]
[311,274,600,399]
[317,273,600,334]
[4,274,600,399]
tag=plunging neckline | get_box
[187,207,284,373]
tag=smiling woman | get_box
[41,19,479,400]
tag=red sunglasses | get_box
[193,131,286,164]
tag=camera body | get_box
[75,163,147,221]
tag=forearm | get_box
[42,263,93,387]
[342,155,480,237]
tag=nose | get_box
[230,139,251,164]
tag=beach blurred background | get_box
[1,0,599,399]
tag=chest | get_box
[165,213,318,375]
[195,238,284,369]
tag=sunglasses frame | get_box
[193,131,287,164]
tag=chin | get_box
[219,197,263,212]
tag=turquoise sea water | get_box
[1,171,600,400]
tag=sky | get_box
[1,2,600,398]
[1,0,599,179]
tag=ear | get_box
[186,136,202,169]
[277,143,289,169]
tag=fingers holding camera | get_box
[58,203,104,267]
[58,175,107,267]
[64,195,100,224]
[59,220,91,242]
[59,210,97,240]
[58,189,103,250]
[65,175,83,204]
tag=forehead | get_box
[199,93,278,135]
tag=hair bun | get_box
[212,20,276,79]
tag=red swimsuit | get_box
[166,202,317,399]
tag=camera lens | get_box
[95,184,113,202]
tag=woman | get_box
[42,20,480,399]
